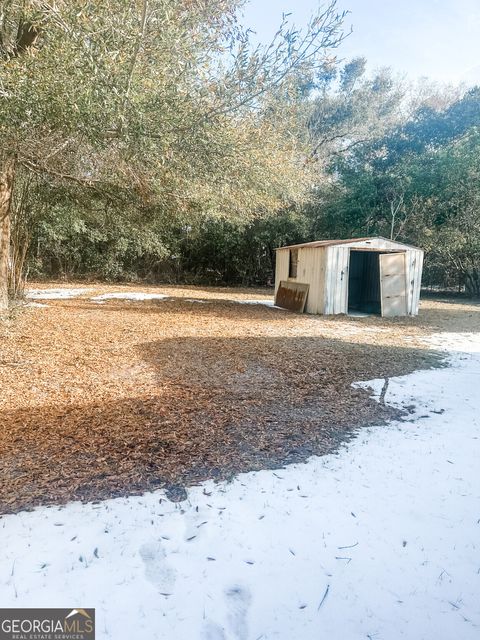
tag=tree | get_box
[307,58,405,168]
[309,82,480,295]
[0,152,14,307]
[0,0,347,308]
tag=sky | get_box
[241,0,480,86]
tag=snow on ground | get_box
[26,288,91,300]
[25,288,276,307]
[234,299,278,307]
[90,292,170,302]
[183,298,211,304]
[1,333,480,640]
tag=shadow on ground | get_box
[0,336,442,514]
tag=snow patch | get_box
[26,288,91,300]
[1,332,480,639]
[183,298,211,304]
[234,299,279,308]
[90,292,169,302]
[425,332,480,354]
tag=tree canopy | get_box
[0,0,350,305]
[1,1,479,301]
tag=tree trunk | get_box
[465,268,480,298]
[0,156,15,310]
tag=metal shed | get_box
[274,237,424,317]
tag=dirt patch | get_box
[1,283,474,514]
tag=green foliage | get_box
[0,1,350,299]
[179,209,311,285]
[26,186,311,285]
[310,88,480,295]
[1,0,347,218]
[2,2,479,296]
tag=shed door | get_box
[380,253,407,317]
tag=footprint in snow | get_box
[201,621,226,640]
[139,542,176,593]
[183,508,209,542]
[225,584,252,640]
[202,585,252,640]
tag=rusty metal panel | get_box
[275,281,309,313]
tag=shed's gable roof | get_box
[276,236,421,251]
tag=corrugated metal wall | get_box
[324,246,350,314]
[297,247,325,313]
[325,246,424,316]
[275,247,327,313]
[405,249,423,315]
[275,250,290,297]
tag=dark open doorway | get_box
[348,251,381,314]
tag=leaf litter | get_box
[0,283,470,515]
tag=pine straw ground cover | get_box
[0,283,478,514]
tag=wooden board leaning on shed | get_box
[275,281,309,313]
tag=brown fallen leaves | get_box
[1,283,471,515]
